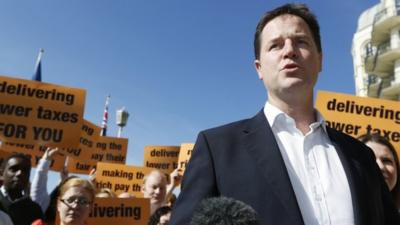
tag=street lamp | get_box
[116,107,129,137]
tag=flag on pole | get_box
[100,95,110,136]
[32,48,44,81]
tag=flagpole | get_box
[32,48,44,81]
[100,95,111,136]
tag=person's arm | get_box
[165,168,182,204]
[169,132,219,225]
[30,147,59,212]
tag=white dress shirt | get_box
[264,102,354,225]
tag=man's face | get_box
[142,172,167,205]
[255,14,322,101]
[2,157,31,192]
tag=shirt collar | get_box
[264,101,328,133]
[0,185,26,202]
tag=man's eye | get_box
[382,158,394,165]
[269,44,279,50]
[297,39,309,46]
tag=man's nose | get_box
[283,39,298,59]
[15,169,22,176]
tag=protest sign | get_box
[0,142,66,171]
[0,150,13,169]
[0,119,103,171]
[143,145,180,174]
[96,162,153,197]
[66,135,128,174]
[87,197,150,225]
[316,90,400,155]
[0,76,85,147]
[178,143,194,174]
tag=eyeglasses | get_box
[60,196,92,208]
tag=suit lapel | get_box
[243,110,304,225]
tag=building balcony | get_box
[370,6,400,45]
[380,81,400,99]
[364,40,400,76]
[366,74,382,98]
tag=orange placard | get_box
[87,198,150,225]
[0,119,104,171]
[0,143,66,171]
[0,150,13,168]
[143,145,180,174]
[66,135,128,174]
[60,119,101,159]
[177,143,194,174]
[0,75,85,147]
[96,162,153,197]
[316,90,400,156]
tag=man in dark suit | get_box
[170,3,400,225]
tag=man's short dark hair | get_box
[190,196,258,225]
[254,3,322,60]
[1,153,31,173]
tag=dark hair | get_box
[254,3,322,60]
[190,196,258,225]
[148,206,171,225]
[358,133,400,208]
[1,153,31,172]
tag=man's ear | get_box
[254,60,263,80]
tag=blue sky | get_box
[0,0,378,189]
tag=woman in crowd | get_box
[32,177,95,225]
[57,177,96,225]
[359,133,400,209]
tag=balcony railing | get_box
[364,41,388,70]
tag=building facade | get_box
[352,0,400,100]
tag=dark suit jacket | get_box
[169,110,400,225]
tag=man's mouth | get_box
[282,63,299,70]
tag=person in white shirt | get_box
[169,3,400,225]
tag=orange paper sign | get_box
[0,75,85,147]
[87,197,150,225]
[316,90,400,156]
[143,145,180,174]
[0,143,66,171]
[177,143,194,174]
[96,162,153,197]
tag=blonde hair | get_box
[58,177,96,201]
[96,188,117,198]
[143,170,168,185]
